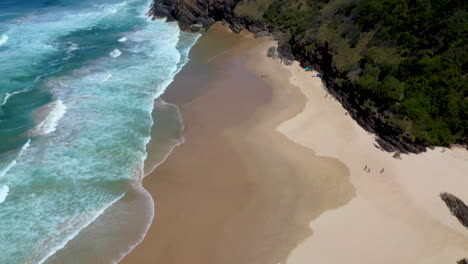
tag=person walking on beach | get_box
[364,165,367,171]
[380,168,384,174]
[367,168,371,173]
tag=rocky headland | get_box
[146,0,466,155]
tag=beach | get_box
[123,24,468,263]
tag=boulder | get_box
[267,47,277,58]
[440,193,468,228]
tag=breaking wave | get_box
[0,0,200,263]
[0,34,8,46]
[34,99,67,135]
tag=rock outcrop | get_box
[148,0,268,34]
[440,192,468,229]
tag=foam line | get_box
[34,100,67,135]
[0,185,10,205]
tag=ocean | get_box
[0,0,198,263]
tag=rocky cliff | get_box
[148,0,459,154]
[148,0,271,34]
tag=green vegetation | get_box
[237,0,468,146]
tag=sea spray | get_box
[0,0,199,263]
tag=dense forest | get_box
[234,0,467,147]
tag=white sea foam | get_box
[0,1,200,263]
[118,37,127,42]
[0,89,30,109]
[100,73,113,83]
[0,139,30,179]
[68,42,79,52]
[109,48,122,58]
[0,185,9,205]
[38,194,124,264]
[35,100,67,135]
[19,139,31,156]
[1,93,12,106]
[0,34,8,46]
[0,161,16,179]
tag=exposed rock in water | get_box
[458,258,468,264]
[440,193,468,229]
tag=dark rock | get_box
[376,137,398,152]
[148,2,176,21]
[270,30,283,40]
[229,22,244,33]
[247,24,266,34]
[254,30,270,37]
[282,59,293,65]
[440,193,468,229]
[188,23,204,31]
[457,258,468,264]
[148,0,236,32]
[267,47,277,58]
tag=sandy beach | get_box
[123,24,468,264]
[280,63,468,263]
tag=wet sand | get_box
[122,24,354,264]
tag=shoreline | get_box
[123,24,355,263]
[123,24,468,263]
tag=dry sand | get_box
[123,24,468,264]
[279,62,468,264]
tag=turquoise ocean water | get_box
[0,0,198,263]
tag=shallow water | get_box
[0,0,198,263]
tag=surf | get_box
[0,0,200,263]
[0,185,9,204]
[34,99,67,135]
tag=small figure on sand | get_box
[364,165,367,171]
[367,168,371,173]
[380,168,384,174]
